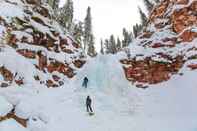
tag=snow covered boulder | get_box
[0,119,29,131]
[0,95,13,117]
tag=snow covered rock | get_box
[121,0,197,86]
[0,0,86,88]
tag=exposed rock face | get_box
[122,0,197,87]
[0,0,86,88]
[0,66,13,82]
[121,56,184,84]
[0,110,27,127]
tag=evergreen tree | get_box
[87,35,97,57]
[133,24,143,38]
[104,39,110,54]
[109,35,117,54]
[47,0,60,10]
[122,28,132,48]
[116,37,121,51]
[84,7,96,56]
[73,21,83,44]
[153,0,160,4]
[53,0,60,10]
[143,0,154,13]
[100,39,104,54]
[58,0,74,31]
[138,7,148,26]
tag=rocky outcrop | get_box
[0,110,27,127]
[0,66,13,82]
[121,56,184,84]
[0,0,86,88]
[122,0,197,87]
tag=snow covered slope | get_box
[0,54,197,131]
[0,0,86,88]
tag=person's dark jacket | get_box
[84,77,88,83]
[86,96,91,105]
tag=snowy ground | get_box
[0,54,197,131]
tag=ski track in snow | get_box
[0,55,197,131]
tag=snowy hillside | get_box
[0,54,197,131]
[0,0,86,88]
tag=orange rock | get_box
[0,67,13,82]
[0,110,27,127]
[172,1,197,33]
[122,56,184,85]
[46,79,54,87]
[47,61,75,78]
[17,49,36,59]
[72,42,80,48]
[37,51,47,71]
[176,0,189,5]
[151,43,165,48]
[15,79,24,86]
[73,60,86,68]
[60,38,68,49]
[179,30,197,42]
[26,0,41,5]
[188,64,197,70]
[140,32,153,39]
[8,34,18,48]
[62,48,74,54]
[150,0,169,21]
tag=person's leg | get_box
[89,105,93,112]
[86,104,89,112]
[85,82,87,88]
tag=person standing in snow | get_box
[86,96,93,113]
[82,77,89,88]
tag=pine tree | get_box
[73,21,83,44]
[129,32,133,43]
[84,7,92,51]
[109,35,117,54]
[143,0,154,13]
[84,7,96,56]
[133,24,143,38]
[58,0,74,31]
[153,0,160,4]
[116,37,121,51]
[104,39,110,54]
[53,0,60,10]
[100,39,104,54]
[122,28,132,48]
[138,7,148,26]
[87,35,97,57]
[47,0,60,10]
[133,25,138,38]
